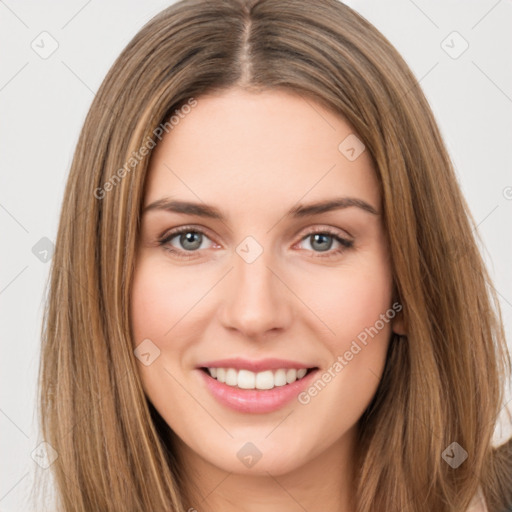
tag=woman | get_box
[36,0,512,510]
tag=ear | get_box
[390,288,407,336]
[391,310,407,336]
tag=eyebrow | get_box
[142,196,379,219]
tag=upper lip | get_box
[196,357,318,373]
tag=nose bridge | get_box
[219,241,292,337]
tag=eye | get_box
[158,226,215,260]
[158,225,354,260]
[295,227,354,259]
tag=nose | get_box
[218,248,293,339]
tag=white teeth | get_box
[237,369,255,389]
[274,369,287,386]
[225,368,238,386]
[206,367,311,389]
[286,369,297,383]
[256,370,274,390]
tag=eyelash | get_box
[157,225,354,260]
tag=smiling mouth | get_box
[200,366,318,390]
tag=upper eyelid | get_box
[161,224,217,243]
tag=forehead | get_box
[144,88,380,218]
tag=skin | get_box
[130,87,406,512]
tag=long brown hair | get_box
[35,0,512,510]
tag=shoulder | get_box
[466,486,512,512]
[465,487,488,512]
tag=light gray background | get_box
[1,1,511,510]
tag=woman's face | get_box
[130,87,403,479]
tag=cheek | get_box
[130,259,204,410]
[130,258,203,348]
[336,276,392,342]
[300,255,394,397]
[304,255,394,348]
[296,258,394,417]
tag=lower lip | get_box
[197,368,319,414]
